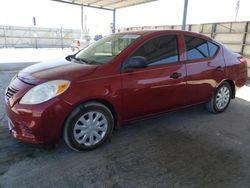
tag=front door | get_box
[121,34,187,121]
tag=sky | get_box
[0,0,249,36]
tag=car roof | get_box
[116,30,212,40]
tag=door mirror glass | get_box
[123,56,148,71]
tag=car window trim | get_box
[207,41,220,58]
[147,35,180,67]
[183,56,213,64]
[183,43,220,64]
[121,60,183,75]
[184,35,210,61]
[123,34,181,70]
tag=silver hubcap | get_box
[215,86,230,110]
[73,111,108,146]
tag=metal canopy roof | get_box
[52,0,158,10]
[52,0,189,33]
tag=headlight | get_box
[20,80,70,105]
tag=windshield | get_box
[75,34,141,64]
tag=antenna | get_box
[235,0,240,21]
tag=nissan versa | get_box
[5,30,248,151]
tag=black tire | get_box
[63,102,114,151]
[206,82,232,113]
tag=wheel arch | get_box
[84,98,119,129]
[224,79,236,99]
[62,97,119,134]
[216,79,236,99]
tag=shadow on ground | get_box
[1,103,250,187]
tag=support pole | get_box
[81,5,84,39]
[241,21,249,55]
[3,26,7,48]
[60,27,63,49]
[112,9,116,33]
[182,0,188,31]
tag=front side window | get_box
[75,34,141,64]
[185,36,209,60]
[132,35,179,66]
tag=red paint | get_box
[4,30,248,144]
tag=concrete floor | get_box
[1,64,250,188]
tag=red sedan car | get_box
[5,30,248,151]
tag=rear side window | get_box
[208,42,219,57]
[133,35,179,66]
[184,36,209,60]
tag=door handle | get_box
[170,72,182,79]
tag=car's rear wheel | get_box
[206,82,232,113]
[63,102,114,151]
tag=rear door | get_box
[183,34,225,104]
[121,34,187,121]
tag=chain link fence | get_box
[0,25,81,48]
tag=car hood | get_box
[17,58,97,85]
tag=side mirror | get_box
[122,56,148,71]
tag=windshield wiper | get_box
[66,55,90,64]
[66,55,102,65]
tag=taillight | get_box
[238,57,248,66]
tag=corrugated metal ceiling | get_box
[52,0,158,10]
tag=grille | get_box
[5,86,19,101]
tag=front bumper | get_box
[4,78,73,144]
[5,98,72,144]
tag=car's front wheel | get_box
[206,82,232,113]
[63,102,114,151]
